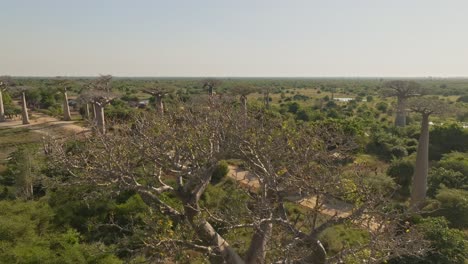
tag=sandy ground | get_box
[227,165,353,217]
[0,112,87,137]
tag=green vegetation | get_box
[1,77,467,263]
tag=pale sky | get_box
[1,0,468,77]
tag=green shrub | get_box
[211,160,229,184]
[434,188,468,228]
[387,159,413,197]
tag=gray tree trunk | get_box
[95,103,106,134]
[245,221,272,264]
[21,92,30,125]
[395,97,407,127]
[0,90,5,122]
[264,91,270,109]
[91,103,97,121]
[155,95,164,114]
[410,114,430,209]
[84,103,90,119]
[63,92,72,121]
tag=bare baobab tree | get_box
[82,75,115,134]
[202,78,222,97]
[408,97,450,209]
[230,85,256,115]
[382,80,421,127]
[143,84,174,114]
[48,102,427,263]
[10,85,33,125]
[0,76,14,122]
[53,78,73,121]
[261,87,271,109]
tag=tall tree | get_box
[53,78,73,121]
[382,80,421,127]
[143,84,174,114]
[49,101,426,263]
[0,76,14,122]
[81,75,115,134]
[202,79,222,97]
[408,97,450,209]
[230,85,256,116]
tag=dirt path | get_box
[0,112,87,137]
[227,165,353,217]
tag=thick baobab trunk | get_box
[95,103,106,134]
[155,95,164,114]
[241,96,247,114]
[84,103,90,119]
[208,86,213,96]
[264,91,270,109]
[245,221,272,264]
[395,97,407,127]
[21,92,30,125]
[0,90,5,122]
[63,91,72,121]
[410,114,430,209]
[91,103,97,121]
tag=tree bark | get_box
[155,95,164,114]
[395,96,407,127]
[21,92,30,125]
[84,103,90,119]
[410,114,430,209]
[91,103,97,121]
[264,91,270,109]
[95,103,106,134]
[0,90,5,122]
[245,221,272,264]
[63,91,72,121]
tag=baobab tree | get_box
[261,87,271,109]
[408,97,450,209]
[0,76,14,122]
[9,86,33,125]
[382,80,421,127]
[53,78,73,121]
[82,75,115,134]
[202,78,222,97]
[48,102,427,263]
[230,85,256,115]
[143,84,174,114]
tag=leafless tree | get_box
[143,83,174,114]
[382,81,421,127]
[229,85,256,116]
[0,75,14,122]
[48,102,427,263]
[53,78,73,121]
[81,75,116,133]
[408,97,451,209]
[202,79,222,97]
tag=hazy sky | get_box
[1,0,468,77]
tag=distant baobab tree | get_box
[202,79,222,97]
[262,87,271,109]
[230,85,256,121]
[53,78,73,121]
[382,80,421,127]
[408,97,451,209]
[0,75,14,122]
[143,84,174,114]
[82,75,115,134]
[12,86,33,125]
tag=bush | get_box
[390,217,467,264]
[427,167,467,197]
[390,145,408,159]
[437,151,468,176]
[211,160,229,184]
[434,188,468,228]
[429,124,468,160]
[375,102,388,113]
[386,159,413,197]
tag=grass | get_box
[0,127,43,173]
